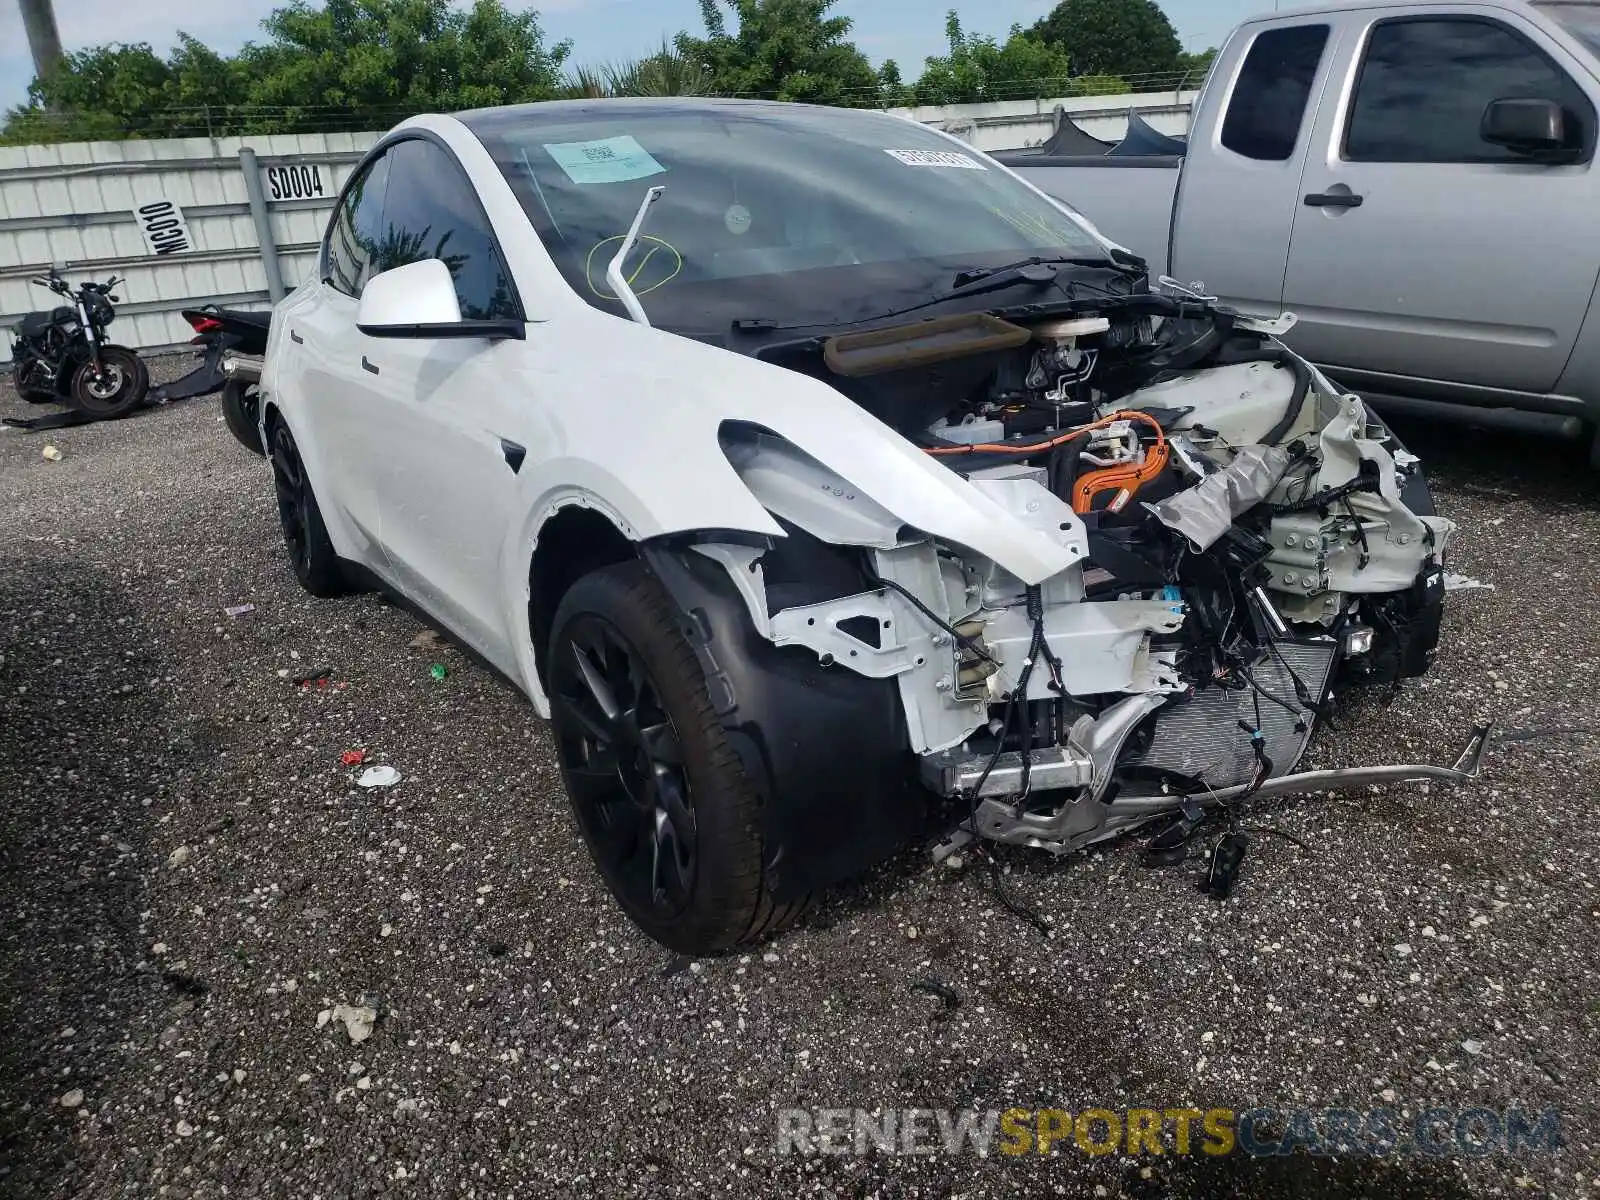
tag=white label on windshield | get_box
[885,148,986,170]
[543,135,666,185]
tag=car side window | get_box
[325,152,392,298]
[1220,24,1331,161]
[1345,17,1594,162]
[372,138,519,320]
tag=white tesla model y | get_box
[258,99,1479,953]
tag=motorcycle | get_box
[161,305,272,456]
[9,268,150,419]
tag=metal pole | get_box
[238,147,286,303]
[18,0,65,91]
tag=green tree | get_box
[1178,46,1219,86]
[3,0,572,142]
[4,43,184,141]
[240,0,571,130]
[876,59,914,108]
[673,0,881,107]
[1031,0,1183,81]
[912,11,1075,106]
[563,39,716,98]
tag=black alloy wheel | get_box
[551,611,698,919]
[269,420,348,597]
[545,562,812,954]
[272,422,310,572]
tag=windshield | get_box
[462,100,1112,335]
[1538,2,1600,56]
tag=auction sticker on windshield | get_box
[543,136,666,185]
[885,149,987,170]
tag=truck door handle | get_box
[1304,191,1364,209]
[361,355,379,376]
[289,329,304,344]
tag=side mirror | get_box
[1481,97,1577,161]
[356,258,524,340]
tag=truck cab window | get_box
[1221,24,1331,161]
[1345,16,1593,162]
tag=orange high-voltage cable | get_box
[922,410,1170,513]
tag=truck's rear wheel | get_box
[547,561,808,954]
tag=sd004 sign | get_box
[263,163,328,202]
[133,199,192,256]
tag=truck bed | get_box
[995,153,1181,273]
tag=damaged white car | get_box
[259,98,1486,953]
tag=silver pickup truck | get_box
[1001,0,1600,465]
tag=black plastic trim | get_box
[357,319,526,341]
[1304,191,1364,208]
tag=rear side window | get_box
[372,139,520,320]
[1221,24,1331,161]
[325,153,391,298]
[1345,17,1593,162]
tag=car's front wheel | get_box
[270,419,351,598]
[548,561,807,954]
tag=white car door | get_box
[288,147,398,571]
[352,136,533,675]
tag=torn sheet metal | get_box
[1144,445,1291,550]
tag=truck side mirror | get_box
[1481,97,1578,161]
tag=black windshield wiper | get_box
[954,249,1146,288]
[952,256,1087,288]
[729,248,1148,336]
[732,264,1065,335]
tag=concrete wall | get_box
[0,92,1196,363]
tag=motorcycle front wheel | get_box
[68,346,149,418]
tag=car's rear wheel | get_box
[222,380,265,456]
[270,419,351,598]
[548,561,807,954]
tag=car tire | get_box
[269,419,352,598]
[68,346,148,419]
[222,380,265,456]
[547,561,809,954]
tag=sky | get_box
[0,0,1280,113]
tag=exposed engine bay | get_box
[704,292,1485,866]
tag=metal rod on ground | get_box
[238,147,286,304]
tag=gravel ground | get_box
[1,362,1597,1199]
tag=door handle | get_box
[499,438,526,474]
[289,329,304,344]
[1304,191,1364,209]
[361,355,379,376]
